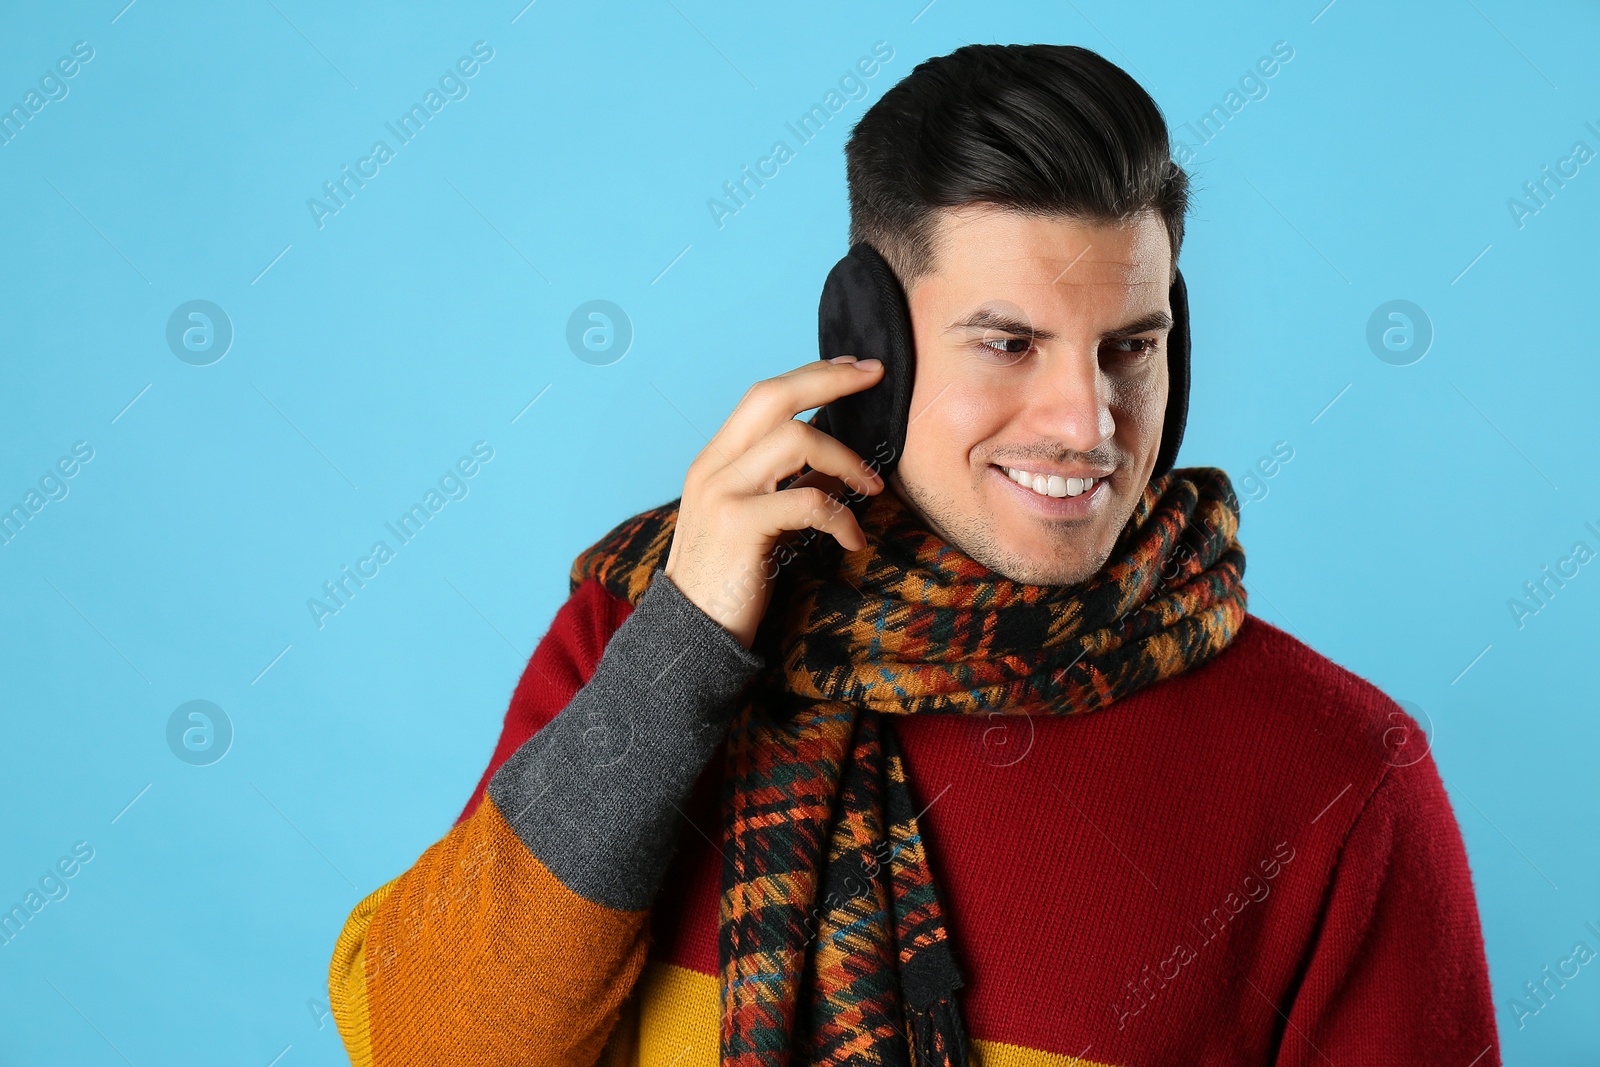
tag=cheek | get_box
[903,369,1012,467]
[1113,363,1168,441]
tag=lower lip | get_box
[990,465,1108,518]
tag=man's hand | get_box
[663,355,886,649]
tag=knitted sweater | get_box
[329,570,1501,1066]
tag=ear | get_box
[814,243,916,479]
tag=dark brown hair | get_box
[845,44,1189,288]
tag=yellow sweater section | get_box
[603,960,1113,1067]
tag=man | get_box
[329,43,1500,1066]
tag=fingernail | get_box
[829,355,858,364]
[854,358,882,370]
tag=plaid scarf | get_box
[571,466,1249,1066]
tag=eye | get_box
[979,337,1032,363]
[1103,337,1159,359]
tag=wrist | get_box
[664,544,762,649]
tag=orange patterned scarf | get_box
[572,466,1249,1066]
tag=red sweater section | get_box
[458,578,1501,1066]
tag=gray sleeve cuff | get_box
[487,569,764,910]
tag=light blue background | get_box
[1,0,1595,1063]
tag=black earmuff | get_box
[816,241,1191,482]
[1155,267,1190,480]
[813,243,917,479]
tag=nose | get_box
[1019,346,1115,456]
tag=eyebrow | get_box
[946,306,1174,341]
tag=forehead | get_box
[922,204,1171,304]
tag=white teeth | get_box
[1003,466,1098,499]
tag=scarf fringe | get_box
[909,995,970,1067]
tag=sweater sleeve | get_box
[328,570,763,1067]
[1276,748,1501,1066]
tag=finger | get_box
[769,471,854,555]
[787,467,850,497]
[717,419,883,500]
[709,357,884,459]
[748,485,868,553]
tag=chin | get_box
[893,467,1133,587]
[977,532,1109,587]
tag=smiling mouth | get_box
[998,465,1103,499]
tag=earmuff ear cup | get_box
[815,242,916,479]
[1151,267,1191,479]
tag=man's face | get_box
[888,204,1173,586]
